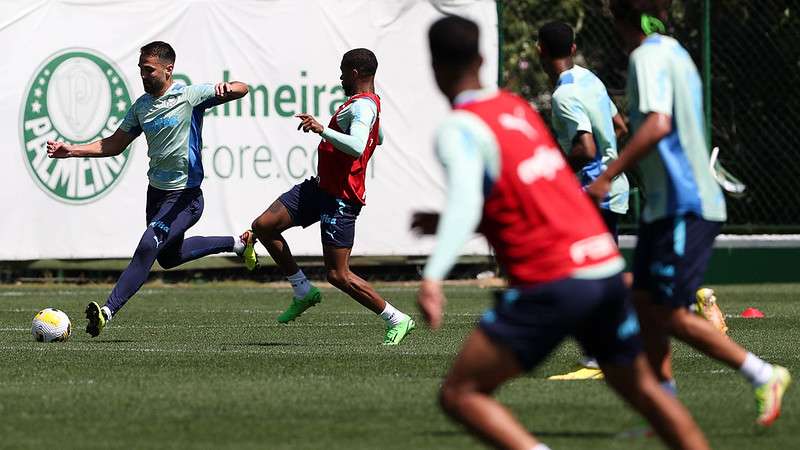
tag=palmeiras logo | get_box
[21,49,133,204]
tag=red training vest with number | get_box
[456,91,620,286]
[317,93,381,205]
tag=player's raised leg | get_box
[86,188,242,337]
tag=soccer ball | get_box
[31,308,72,342]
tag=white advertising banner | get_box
[1,0,498,260]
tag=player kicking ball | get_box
[46,41,256,337]
[588,0,790,427]
[245,49,415,345]
[416,16,710,450]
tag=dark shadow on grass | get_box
[232,342,306,347]
[426,429,617,439]
[96,339,137,343]
[530,430,618,439]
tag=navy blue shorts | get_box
[601,209,623,244]
[478,275,641,371]
[278,177,362,248]
[632,214,722,308]
[145,186,203,245]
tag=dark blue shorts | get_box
[632,214,722,308]
[278,177,362,248]
[478,275,641,371]
[145,186,203,245]
[601,209,623,244]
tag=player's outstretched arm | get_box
[213,81,248,104]
[46,129,135,159]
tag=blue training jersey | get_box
[119,82,220,190]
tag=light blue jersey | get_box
[627,34,726,223]
[119,82,220,190]
[551,65,629,214]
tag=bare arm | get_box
[567,131,597,172]
[214,81,248,104]
[46,128,135,158]
[613,113,628,141]
[586,112,672,201]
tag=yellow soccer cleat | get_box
[695,288,728,335]
[548,366,604,380]
[755,365,791,427]
[239,230,259,271]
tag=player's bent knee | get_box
[326,270,350,289]
[156,255,180,270]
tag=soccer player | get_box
[416,15,709,450]
[246,49,415,345]
[46,41,255,337]
[587,0,791,427]
[538,21,630,381]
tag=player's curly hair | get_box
[538,21,574,59]
[140,41,176,64]
[342,48,378,77]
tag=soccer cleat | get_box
[755,365,792,427]
[382,316,416,346]
[85,301,108,338]
[239,230,259,271]
[277,287,322,323]
[694,288,729,335]
[547,366,605,380]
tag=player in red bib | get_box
[247,49,415,345]
[414,16,709,450]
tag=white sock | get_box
[379,301,408,326]
[101,306,112,321]
[580,357,600,369]
[530,444,552,450]
[287,270,311,298]
[740,352,774,386]
[232,236,246,255]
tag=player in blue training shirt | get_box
[538,20,631,381]
[47,41,255,337]
[588,0,790,427]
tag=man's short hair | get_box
[140,41,176,64]
[538,21,574,58]
[428,15,480,68]
[610,0,671,23]
[342,48,378,76]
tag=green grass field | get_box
[1,282,798,449]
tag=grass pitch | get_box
[1,282,798,449]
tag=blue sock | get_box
[660,379,677,397]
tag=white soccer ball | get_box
[31,308,72,342]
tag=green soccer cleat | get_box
[240,230,259,271]
[277,287,322,323]
[755,365,792,427]
[383,316,416,346]
[85,301,108,338]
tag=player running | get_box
[245,49,415,345]
[46,41,255,337]
[416,15,710,450]
[538,20,630,381]
[588,0,790,427]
